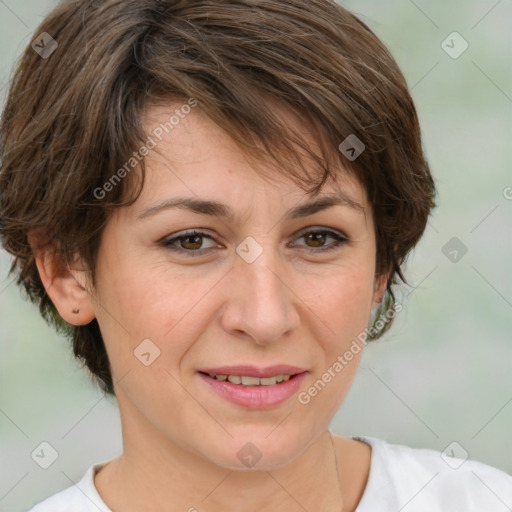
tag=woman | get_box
[0,0,510,510]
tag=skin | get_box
[33,100,389,512]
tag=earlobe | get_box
[371,272,389,310]
[31,240,96,326]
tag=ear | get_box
[29,233,96,326]
[371,270,389,310]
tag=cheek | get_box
[311,267,375,345]
[296,273,373,431]
[93,253,224,376]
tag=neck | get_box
[95,409,353,511]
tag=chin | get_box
[198,429,312,471]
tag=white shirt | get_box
[27,435,512,511]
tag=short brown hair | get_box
[0,0,436,395]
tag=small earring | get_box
[72,308,80,314]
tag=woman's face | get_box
[85,101,387,470]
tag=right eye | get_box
[160,230,221,256]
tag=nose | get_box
[219,243,300,345]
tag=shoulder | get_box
[27,462,112,512]
[354,435,512,512]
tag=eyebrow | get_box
[137,192,365,221]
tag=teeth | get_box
[209,374,293,385]
[241,376,261,385]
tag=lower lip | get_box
[198,372,307,409]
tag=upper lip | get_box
[198,365,307,378]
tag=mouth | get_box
[199,372,297,386]
[196,365,307,409]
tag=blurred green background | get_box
[1,0,511,510]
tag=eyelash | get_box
[160,228,348,257]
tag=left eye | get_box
[161,228,348,256]
[292,229,348,252]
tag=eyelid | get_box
[160,226,349,256]
[293,225,348,240]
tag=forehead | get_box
[123,102,370,233]
[140,99,367,194]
